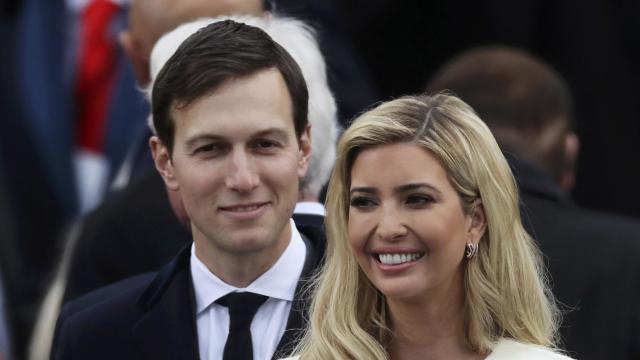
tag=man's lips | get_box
[218,202,270,220]
[219,202,269,212]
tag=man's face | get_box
[153,67,310,272]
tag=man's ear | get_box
[120,30,151,86]
[150,136,179,190]
[559,132,579,191]
[467,201,487,245]
[297,125,312,179]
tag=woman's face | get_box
[348,142,484,303]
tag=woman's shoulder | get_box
[486,339,574,360]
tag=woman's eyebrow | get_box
[394,183,442,195]
[350,186,377,195]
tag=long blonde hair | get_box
[294,94,560,359]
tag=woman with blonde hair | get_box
[291,94,572,359]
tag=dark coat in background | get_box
[512,157,640,360]
[65,170,190,301]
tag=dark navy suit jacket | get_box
[52,227,325,360]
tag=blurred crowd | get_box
[0,0,639,359]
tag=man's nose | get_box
[375,205,408,241]
[225,150,260,192]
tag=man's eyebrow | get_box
[184,134,226,149]
[251,127,289,139]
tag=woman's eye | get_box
[406,195,434,206]
[350,197,377,209]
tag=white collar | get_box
[293,201,325,216]
[191,218,307,314]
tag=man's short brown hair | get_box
[152,19,309,154]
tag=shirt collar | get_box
[191,218,307,314]
[294,201,326,216]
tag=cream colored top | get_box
[281,338,573,360]
[486,339,573,359]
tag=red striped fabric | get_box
[75,0,120,153]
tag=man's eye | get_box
[194,144,220,154]
[350,197,377,209]
[254,139,280,150]
[406,194,434,206]
[196,145,213,152]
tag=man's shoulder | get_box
[52,273,157,359]
[60,271,155,324]
[523,191,640,248]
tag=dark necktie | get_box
[216,292,269,360]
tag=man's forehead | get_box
[171,67,294,118]
[170,68,297,139]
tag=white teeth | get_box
[378,253,422,265]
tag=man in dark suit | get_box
[61,10,338,302]
[53,19,323,360]
[426,46,640,360]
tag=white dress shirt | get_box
[293,201,325,216]
[191,219,307,360]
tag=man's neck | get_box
[193,224,291,288]
[297,191,318,203]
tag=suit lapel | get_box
[132,245,199,359]
[130,221,326,360]
[273,229,325,359]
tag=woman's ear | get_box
[467,200,487,244]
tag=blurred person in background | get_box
[426,46,640,360]
[2,0,148,354]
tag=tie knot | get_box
[216,292,268,330]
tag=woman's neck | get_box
[386,283,483,360]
